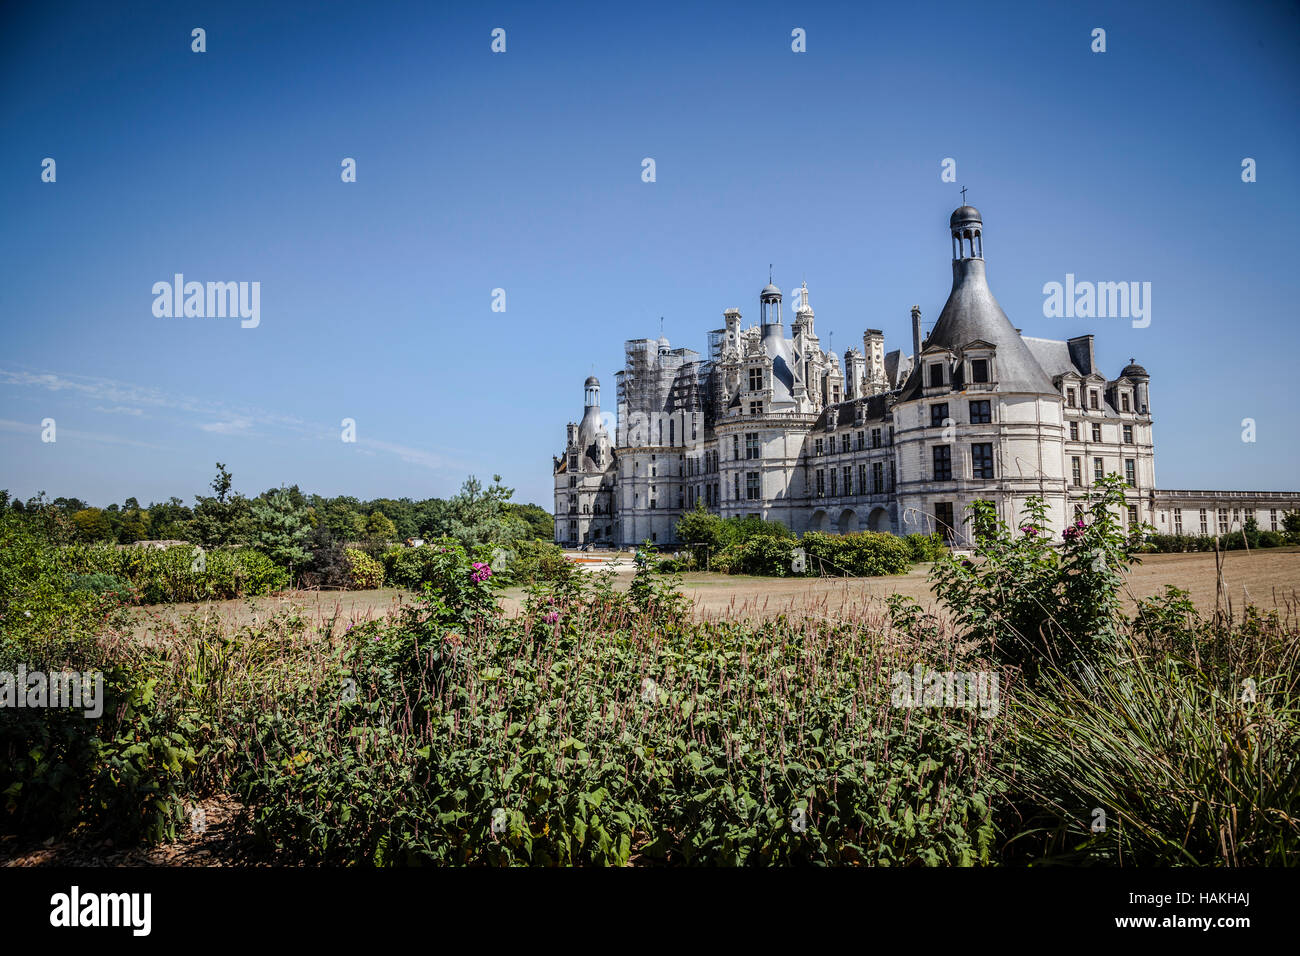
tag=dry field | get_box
[117,548,1300,636]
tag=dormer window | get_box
[971,359,989,384]
[748,367,763,391]
[1120,392,1130,413]
[1066,388,1077,408]
[929,363,945,388]
[1089,390,1100,410]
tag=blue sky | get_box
[2,0,1297,509]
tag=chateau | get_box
[555,205,1299,549]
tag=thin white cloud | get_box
[200,419,254,434]
[0,418,162,449]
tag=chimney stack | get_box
[911,306,923,360]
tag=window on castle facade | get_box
[858,463,868,494]
[749,368,763,391]
[929,363,945,388]
[1089,390,1100,410]
[746,472,760,500]
[733,435,739,460]
[1125,459,1136,488]
[1091,423,1102,442]
[872,428,882,448]
[749,401,763,416]
[1174,508,1183,534]
[935,503,955,542]
[1093,457,1104,481]
[1074,503,1085,521]
[1127,505,1138,528]
[872,462,883,494]
[1199,508,1208,534]
[1071,456,1082,486]
[1121,393,1130,412]
[734,474,740,500]
[830,469,838,496]
[1067,388,1077,408]
[815,469,825,497]
[969,400,991,424]
[1217,509,1228,534]
[840,434,850,453]
[1123,425,1133,444]
[745,433,761,459]
[1271,509,1278,531]
[1070,422,1079,441]
[970,359,989,383]
[856,430,865,450]
[669,420,675,445]
[972,442,994,479]
[815,438,824,456]
[932,445,952,481]
[931,403,949,428]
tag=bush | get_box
[65,571,133,601]
[501,539,575,587]
[1259,530,1284,548]
[904,532,947,562]
[714,535,795,576]
[343,548,384,589]
[802,530,912,576]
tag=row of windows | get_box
[927,358,990,389]
[931,443,995,481]
[816,427,890,456]
[1173,507,1283,535]
[1067,421,1138,443]
[929,400,992,428]
[814,461,892,497]
[1065,386,1139,414]
[1069,456,1138,488]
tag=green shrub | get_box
[714,535,795,576]
[904,532,947,562]
[343,548,384,589]
[801,530,912,577]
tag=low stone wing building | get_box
[554,204,1296,549]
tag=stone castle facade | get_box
[554,205,1299,549]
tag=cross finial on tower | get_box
[960,186,968,205]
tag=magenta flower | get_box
[470,562,492,583]
[1020,525,1039,537]
[543,611,559,624]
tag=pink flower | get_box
[543,611,559,624]
[470,562,492,583]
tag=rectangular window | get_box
[1091,423,1102,442]
[1125,459,1136,488]
[1199,508,1208,534]
[856,430,865,450]
[931,403,949,428]
[815,469,825,497]
[971,358,989,383]
[1217,508,1228,534]
[1123,424,1133,444]
[733,435,739,460]
[1069,421,1079,441]
[830,468,838,496]
[748,367,763,391]
[1089,390,1100,410]
[872,462,884,494]
[746,472,760,500]
[872,427,882,449]
[745,432,761,460]
[929,363,945,388]
[749,401,763,416]
[1174,508,1182,534]
[840,434,850,453]
[932,445,952,481]
[814,438,824,456]
[969,400,991,424]
[1271,508,1278,531]
[1071,456,1082,486]
[842,466,852,496]
[972,442,994,479]
[1066,388,1077,408]
[935,502,955,542]
[1127,505,1138,528]
[1093,457,1104,481]
[858,463,868,495]
[1121,392,1130,412]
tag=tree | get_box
[193,463,251,547]
[365,510,398,543]
[1283,510,1300,544]
[443,475,529,551]
[71,508,113,542]
[675,501,725,567]
[250,488,313,574]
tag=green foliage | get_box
[343,548,384,589]
[930,475,1144,677]
[249,488,314,571]
[904,532,948,562]
[801,530,912,577]
[58,544,288,604]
